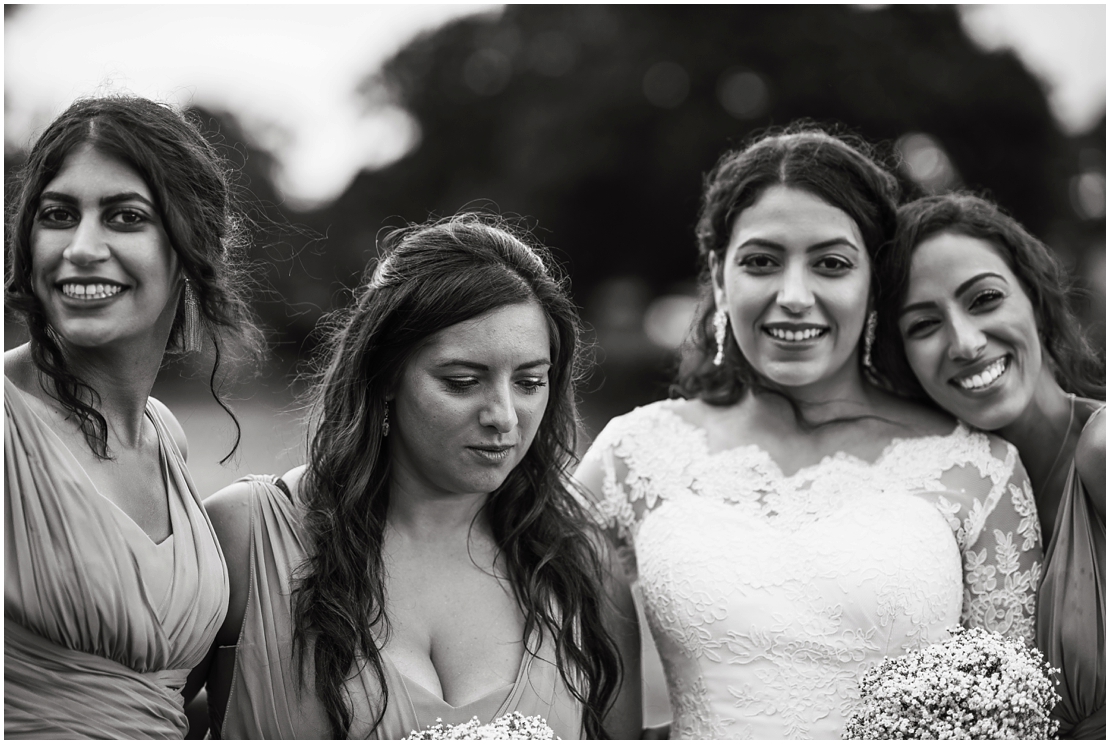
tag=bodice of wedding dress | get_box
[581,400,1042,740]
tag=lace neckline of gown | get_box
[652,400,965,480]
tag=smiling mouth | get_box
[953,356,1010,391]
[763,326,829,342]
[59,282,125,300]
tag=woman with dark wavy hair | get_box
[873,193,1105,739]
[4,96,261,737]
[202,214,640,739]
[577,128,1042,738]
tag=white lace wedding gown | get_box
[580,400,1042,740]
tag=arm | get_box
[1075,406,1105,521]
[199,479,258,735]
[958,440,1043,645]
[149,396,189,463]
[576,452,643,739]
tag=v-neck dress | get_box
[4,376,229,738]
[214,474,584,739]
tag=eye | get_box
[443,377,479,393]
[37,206,77,227]
[969,289,1004,311]
[813,255,853,274]
[902,317,940,339]
[516,377,548,395]
[107,208,150,228]
[738,254,779,273]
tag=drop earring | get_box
[862,310,877,370]
[713,307,728,367]
[381,402,390,438]
[182,279,204,353]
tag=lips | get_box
[952,355,1010,391]
[58,280,127,301]
[468,444,515,463]
[762,323,829,342]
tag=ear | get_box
[708,252,727,310]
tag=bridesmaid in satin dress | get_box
[4,97,262,737]
[875,193,1105,738]
[200,215,641,739]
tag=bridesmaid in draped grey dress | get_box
[4,96,261,737]
[200,215,641,739]
[875,193,1105,739]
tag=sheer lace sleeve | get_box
[927,432,1043,644]
[576,419,639,582]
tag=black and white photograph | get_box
[4,4,1105,740]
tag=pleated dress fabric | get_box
[215,474,584,739]
[1036,407,1106,739]
[4,377,229,739]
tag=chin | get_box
[934,391,1024,433]
[757,361,831,390]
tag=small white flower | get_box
[405,712,559,740]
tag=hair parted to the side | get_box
[673,124,901,409]
[4,95,264,460]
[873,192,1105,402]
[292,212,622,738]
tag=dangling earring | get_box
[713,307,729,367]
[381,402,390,438]
[182,279,204,353]
[862,310,878,370]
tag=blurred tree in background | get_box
[6,5,1103,437]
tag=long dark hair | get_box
[5,95,263,460]
[673,126,901,411]
[873,192,1105,401]
[292,213,622,738]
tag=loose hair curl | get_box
[873,192,1104,401]
[5,95,263,459]
[293,213,621,738]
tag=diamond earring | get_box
[182,279,204,353]
[862,310,878,370]
[713,307,729,367]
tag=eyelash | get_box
[443,378,547,394]
[970,289,1004,309]
[737,254,854,273]
[36,206,149,228]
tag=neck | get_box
[761,358,876,424]
[386,475,489,544]
[50,339,167,448]
[998,367,1075,491]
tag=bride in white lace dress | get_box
[576,130,1043,739]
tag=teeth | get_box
[61,283,123,300]
[957,358,1007,390]
[767,327,825,342]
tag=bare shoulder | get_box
[204,479,258,645]
[280,464,309,496]
[148,396,189,462]
[1075,403,1105,517]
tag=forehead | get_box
[43,144,150,198]
[728,185,864,249]
[907,231,1016,299]
[416,302,551,362]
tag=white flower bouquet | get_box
[844,626,1059,740]
[404,711,559,740]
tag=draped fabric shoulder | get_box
[1037,407,1106,740]
[4,376,228,738]
[219,475,584,739]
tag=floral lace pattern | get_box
[580,400,1042,740]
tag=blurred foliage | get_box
[5,5,1103,420]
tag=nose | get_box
[777,261,815,314]
[478,382,518,434]
[62,219,110,267]
[946,312,987,361]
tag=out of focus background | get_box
[5,4,1105,727]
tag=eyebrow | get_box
[899,271,1007,318]
[435,358,552,371]
[738,237,860,253]
[39,190,156,209]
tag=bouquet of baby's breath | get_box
[405,712,559,740]
[844,627,1059,740]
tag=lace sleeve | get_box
[936,436,1043,644]
[575,422,639,582]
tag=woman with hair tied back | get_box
[873,193,1105,739]
[201,214,641,739]
[576,128,1044,739]
[4,96,261,737]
